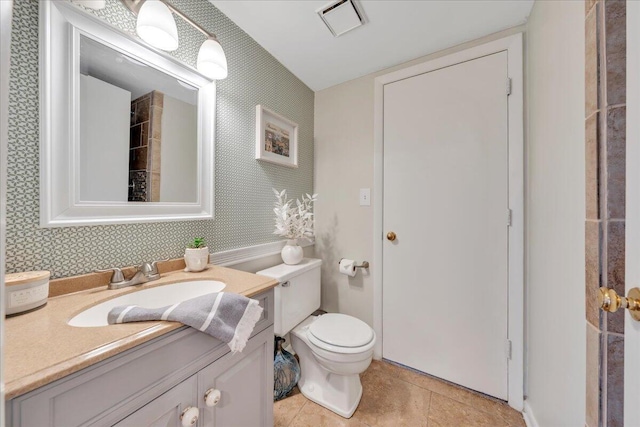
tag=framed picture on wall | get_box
[255,105,298,168]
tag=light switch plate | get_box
[359,188,371,206]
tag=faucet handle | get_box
[94,267,125,284]
[140,262,155,275]
[148,258,171,275]
[140,258,169,279]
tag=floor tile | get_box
[351,364,432,427]
[274,387,307,427]
[288,400,369,427]
[367,360,524,426]
[428,393,511,427]
[276,360,525,427]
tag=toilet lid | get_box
[308,313,374,348]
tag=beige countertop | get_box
[4,265,278,400]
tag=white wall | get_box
[524,1,585,425]
[314,25,524,326]
[160,95,197,202]
[315,76,375,324]
[79,74,130,202]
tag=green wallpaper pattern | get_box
[6,0,314,278]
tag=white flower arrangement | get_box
[273,189,318,240]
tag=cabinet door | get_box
[114,375,199,427]
[199,328,274,427]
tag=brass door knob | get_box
[386,232,397,241]
[598,287,640,321]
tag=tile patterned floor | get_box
[274,360,525,427]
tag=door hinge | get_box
[506,77,512,96]
[507,209,513,227]
[506,339,512,360]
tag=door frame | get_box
[625,1,640,424]
[0,0,13,419]
[372,33,524,410]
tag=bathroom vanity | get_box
[4,267,277,427]
[6,2,279,425]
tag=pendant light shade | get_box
[197,37,228,80]
[136,0,179,52]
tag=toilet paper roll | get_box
[339,259,357,277]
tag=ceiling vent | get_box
[318,0,365,37]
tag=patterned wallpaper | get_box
[6,0,314,278]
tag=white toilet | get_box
[258,258,376,418]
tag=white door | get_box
[382,52,509,400]
[625,1,640,424]
[79,75,131,202]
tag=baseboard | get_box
[523,400,539,427]
[211,239,314,267]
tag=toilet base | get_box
[298,372,363,418]
[291,316,371,419]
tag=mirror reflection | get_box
[79,35,198,203]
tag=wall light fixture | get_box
[121,0,228,79]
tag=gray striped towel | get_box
[107,292,263,353]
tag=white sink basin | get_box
[68,280,226,327]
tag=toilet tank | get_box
[257,258,322,336]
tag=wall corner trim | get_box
[523,401,540,427]
[211,239,314,267]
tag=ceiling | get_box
[210,0,534,91]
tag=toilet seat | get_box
[307,313,375,354]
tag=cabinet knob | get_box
[180,406,199,427]
[386,231,397,241]
[205,388,222,407]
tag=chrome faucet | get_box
[96,260,163,290]
[140,260,162,281]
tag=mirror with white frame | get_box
[40,1,215,227]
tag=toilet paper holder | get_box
[338,259,370,269]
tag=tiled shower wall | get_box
[6,0,314,278]
[129,92,152,202]
[585,0,626,426]
[128,91,164,202]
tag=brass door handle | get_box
[386,232,397,241]
[598,287,640,321]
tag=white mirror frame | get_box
[40,1,215,227]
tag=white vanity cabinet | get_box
[7,290,274,427]
[114,375,199,427]
[198,336,272,427]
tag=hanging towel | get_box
[107,292,263,353]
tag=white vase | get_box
[281,239,303,265]
[184,247,209,272]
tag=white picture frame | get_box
[255,105,298,168]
